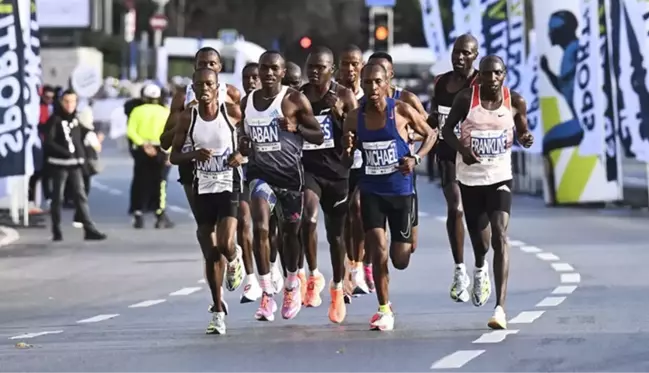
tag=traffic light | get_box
[370,8,393,52]
[299,36,312,49]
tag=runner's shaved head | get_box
[454,34,478,53]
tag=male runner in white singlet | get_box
[442,55,533,330]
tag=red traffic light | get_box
[300,36,312,49]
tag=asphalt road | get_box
[0,148,647,372]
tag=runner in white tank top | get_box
[441,56,534,332]
[169,68,246,336]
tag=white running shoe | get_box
[225,245,244,292]
[206,312,226,334]
[240,275,263,303]
[351,267,370,296]
[488,305,507,329]
[449,266,471,303]
[472,263,492,307]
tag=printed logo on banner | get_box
[539,10,584,156]
[0,6,25,176]
[23,0,42,175]
[505,0,525,92]
[609,0,649,161]
[599,0,619,182]
[480,0,509,61]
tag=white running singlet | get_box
[182,83,228,154]
[456,85,515,186]
[189,101,242,195]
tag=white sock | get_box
[287,271,298,288]
[246,274,258,284]
[455,263,466,271]
[331,281,342,290]
[259,274,272,294]
[310,268,320,277]
[298,267,306,275]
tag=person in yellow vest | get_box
[127,83,174,229]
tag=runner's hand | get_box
[194,148,212,162]
[398,156,416,175]
[518,131,534,148]
[143,143,157,157]
[227,151,245,167]
[460,146,480,165]
[324,90,344,118]
[343,131,355,155]
[239,136,251,154]
[277,117,298,132]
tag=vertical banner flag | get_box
[599,0,622,184]
[478,0,508,61]
[0,0,27,177]
[534,0,621,203]
[20,0,41,176]
[523,30,542,154]
[609,0,649,161]
[574,0,604,156]
[505,0,525,92]
[419,0,447,59]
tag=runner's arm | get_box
[237,97,251,157]
[169,111,194,165]
[226,84,242,105]
[442,88,472,152]
[339,86,359,122]
[159,90,186,149]
[341,107,359,168]
[399,102,436,159]
[511,90,534,148]
[426,83,439,129]
[292,91,325,145]
[401,90,427,142]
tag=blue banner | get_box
[0,0,27,177]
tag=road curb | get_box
[0,226,20,247]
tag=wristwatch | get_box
[411,154,421,165]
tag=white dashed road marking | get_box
[536,252,560,261]
[552,285,578,294]
[77,314,120,324]
[0,226,20,247]
[509,310,545,324]
[535,296,566,307]
[197,279,206,284]
[128,299,167,308]
[472,330,519,344]
[560,273,581,283]
[430,350,486,369]
[519,245,542,253]
[169,287,202,296]
[9,330,64,340]
[551,263,574,272]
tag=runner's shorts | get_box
[459,179,513,231]
[195,191,240,226]
[359,192,415,244]
[304,172,349,217]
[249,179,303,223]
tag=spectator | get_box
[45,89,107,242]
[27,85,56,212]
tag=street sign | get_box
[149,15,168,31]
[218,29,239,45]
[365,0,396,6]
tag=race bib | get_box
[470,129,509,164]
[303,115,335,150]
[195,149,234,185]
[437,105,460,139]
[363,140,399,175]
[247,117,281,152]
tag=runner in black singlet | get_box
[426,34,480,303]
[282,62,302,89]
[299,46,358,324]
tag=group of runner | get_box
[158,33,534,335]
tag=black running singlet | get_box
[300,82,349,180]
[432,70,479,139]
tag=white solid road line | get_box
[128,299,167,308]
[472,330,519,344]
[535,296,567,307]
[430,350,486,369]
[552,285,578,294]
[77,314,120,324]
[169,287,202,296]
[509,310,545,324]
[9,330,64,340]
[520,245,542,253]
[0,226,20,247]
[551,262,574,272]
[561,273,581,283]
[536,252,560,261]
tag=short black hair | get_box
[259,50,285,67]
[42,85,55,93]
[479,55,506,70]
[195,47,221,61]
[243,62,259,71]
[60,88,76,97]
[342,44,362,54]
[368,52,393,65]
[310,46,334,61]
[361,63,387,77]
[193,67,217,81]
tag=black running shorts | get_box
[304,172,349,218]
[195,192,240,226]
[459,179,513,232]
[436,140,457,188]
[348,168,362,196]
[360,192,415,244]
[249,179,303,224]
[177,163,193,185]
